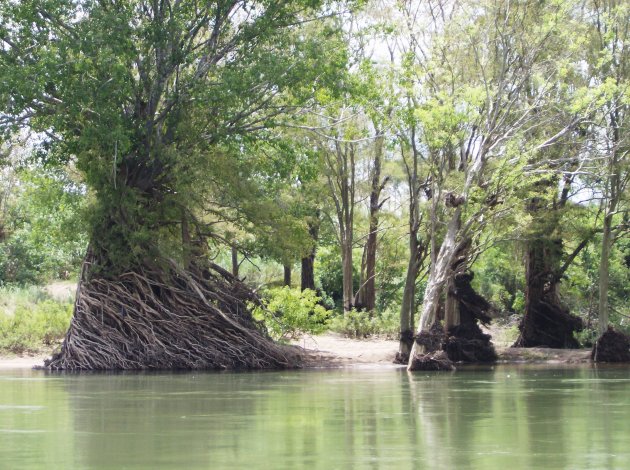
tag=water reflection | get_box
[1,366,630,469]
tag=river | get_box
[1,365,629,469]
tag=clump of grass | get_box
[0,286,73,354]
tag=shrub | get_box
[0,299,73,353]
[329,307,399,339]
[252,287,330,341]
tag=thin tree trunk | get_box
[598,213,613,336]
[231,246,239,279]
[283,264,292,287]
[342,240,354,312]
[301,215,320,291]
[397,234,419,362]
[357,134,385,313]
[598,106,620,337]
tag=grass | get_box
[0,285,74,354]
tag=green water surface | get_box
[1,365,629,469]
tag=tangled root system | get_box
[408,350,455,371]
[444,273,497,363]
[513,300,583,348]
[591,327,630,363]
[45,256,299,370]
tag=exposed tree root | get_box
[407,325,455,371]
[591,327,630,363]
[444,273,497,363]
[45,256,300,370]
[408,350,455,371]
[513,299,582,348]
[394,330,414,364]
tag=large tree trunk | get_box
[45,171,298,370]
[514,237,582,348]
[407,208,462,371]
[442,272,497,363]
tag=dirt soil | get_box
[294,333,593,368]
[1,333,594,370]
[0,353,50,369]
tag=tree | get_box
[584,0,630,336]
[0,0,345,369]
[402,0,582,370]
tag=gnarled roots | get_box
[45,258,300,370]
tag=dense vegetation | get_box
[0,0,628,367]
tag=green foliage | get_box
[314,245,360,307]
[329,308,398,339]
[473,244,524,314]
[0,167,88,285]
[0,286,73,353]
[252,287,331,341]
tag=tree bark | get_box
[356,133,386,313]
[514,236,582,348]
[443,277,460,331]
[598,213,612,336]
[231,246,239,279]
[301,216,320,291]
[397,234,420,363]
[283,264,292,287]
[408,208,462,371]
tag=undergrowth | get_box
[0,286,73,354]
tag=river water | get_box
[1,365,629,469]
